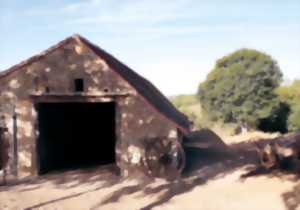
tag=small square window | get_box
[74,78,84,92]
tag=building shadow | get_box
[93,135,300,210]
[91,138,262,210]
[2,135,299,210]
[0,164,120,193]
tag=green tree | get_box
[276,80,300,131]
[288,106,300,131]
[198,49,282,127]
[170,94,203,128]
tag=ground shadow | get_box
[2,136,299,210]
[94,136,300,210]
[1,164,123,209]
[23,183,115,210]
[0,164,120,193]
[91,138,261,210]
[282,183,300,210]
[233,136,300,210]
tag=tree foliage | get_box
[170,94,203,128]
[276,80,300,131]
[198,49,282,127]
[171,94,199,109]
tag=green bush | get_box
[277,80,300,131]
[288,105,300,131]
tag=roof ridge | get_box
[76,35,190,132]
[0,34,190,132]
[0,36,75,78]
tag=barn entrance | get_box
[36,102,116,175]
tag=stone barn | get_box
[0,34,190,178]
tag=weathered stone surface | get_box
[0,38,182,177]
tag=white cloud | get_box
[2,0,300,96]
[63,0,190,25]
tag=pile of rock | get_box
[255,133,300,172]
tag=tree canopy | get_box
[198,49,283,127]
[276,80,300,131]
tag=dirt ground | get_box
[1,132,300,210]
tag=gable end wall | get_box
[0,40,179,177]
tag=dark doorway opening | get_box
[36,102,116,175]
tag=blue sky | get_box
[1,0,300,95]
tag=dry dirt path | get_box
[1,133,300,210]
[1,162,299,210]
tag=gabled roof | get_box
[0,34,190,133]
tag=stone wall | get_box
[0,39,179,177]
